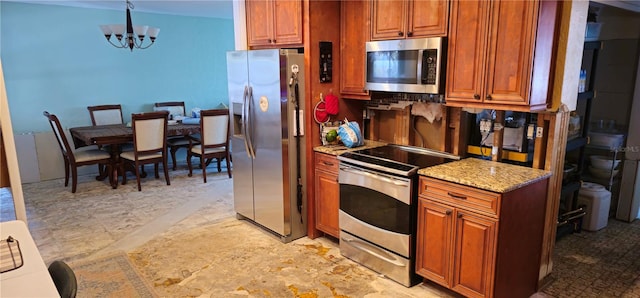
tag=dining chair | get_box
[120,111,170,191]
[187,109,231,182]
[87,104,128,176]
[48,260,77,298]
[154,101,193,170]
[43,111,113,193]
[87,104,124,126]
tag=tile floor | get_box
[1,164,640,297]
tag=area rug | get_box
[128,217,452,298]
[70,252,157,298]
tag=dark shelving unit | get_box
[557,41,602,239]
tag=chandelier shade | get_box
[99,0,159,51]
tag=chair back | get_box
[48,260,77,298]
[131,111,169,154]
[87,104,124,126]
[43,111,74,161]
[201,109,230,148]
[154,101,185,119]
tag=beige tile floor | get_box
[2,162,640,297]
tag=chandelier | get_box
[99,0,160,51]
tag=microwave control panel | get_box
[422,49,438,85]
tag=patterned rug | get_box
[128,218,453,297]
[70,252,157,298]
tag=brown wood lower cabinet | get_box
[314,152,340,238]
[416,176,548,298]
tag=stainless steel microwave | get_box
[365,37,445,94]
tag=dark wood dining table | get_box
[70,123,201,188]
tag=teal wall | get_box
[0,2,234,133]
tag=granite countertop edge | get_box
[313,140,388,156]
[418,158,552,193]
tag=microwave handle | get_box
[416,49,425,85]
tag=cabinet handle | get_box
[473,94,480,100]
[486,94,492,100]
[398,31,404,37]
[445,210,452,215]
[322,161,334,166]
[407,31,413,37]
[447,192,467,200]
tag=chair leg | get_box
[134,161,142,191]
[187,151,194,177]
[71,166,78,193]
[121,161,128,185]
[163,156,171,186]
[64,159,70,187]
[170,146,178,170]
[226,153,232,178]
[201,155,207,183]
[154,163,160,179]
[217,158,222,172]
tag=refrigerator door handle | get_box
[241,85,252,158]
[246,86,256,159]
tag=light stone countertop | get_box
[313,140,388,156]
[418,158,552,193]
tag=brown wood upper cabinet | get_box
[371,0,448,41]
[340,0,370,100]
[246,0,303,48]
[445,0,558,112]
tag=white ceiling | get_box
[3,0,234,19]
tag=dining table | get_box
[0,220,59,297]
[69,123,201,188]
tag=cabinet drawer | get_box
[315,152,339,173]
[419,177,500,218]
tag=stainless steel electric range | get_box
[337,144,459,287]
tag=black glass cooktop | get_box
[337,144,459,177]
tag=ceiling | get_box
[593,0,640,13]
[3,0,234,19]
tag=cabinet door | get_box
[246,0,274,47]
[340,0,370,99]
[451,209,497,298]
[445,0,490,104]
[408,0,449,38]
[315,169,340,238]
[484,0,537,105]
[273,0,303,45]
[371,0,407,40]
[416,198,454,287]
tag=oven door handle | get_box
[339,166,409,187]
[341,236,406,267]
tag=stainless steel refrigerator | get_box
[226,49,307,242]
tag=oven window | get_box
[340,184,411,234]
[367,50,419,84]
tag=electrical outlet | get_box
[480,119,493,133]
[536,127,544,138]
[527,124,535,139]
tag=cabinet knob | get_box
[445,210,452,215]
[486,94,492,100]
[473,94,480,100]
[407,31,413,37]
[398,31,404,37]
[273,39,276,43]
[457,214,463,218]
[268,39,272,43]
